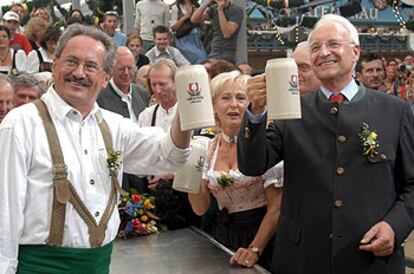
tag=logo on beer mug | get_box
[289,75,298,88]
[187,82,201,97]
[288,74,299,94]
[196,156,205,172]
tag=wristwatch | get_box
[248,246,261,256]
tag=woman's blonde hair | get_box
[25,17,49,42]
[210,70,250,127]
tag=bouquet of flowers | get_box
[117,189,165,239]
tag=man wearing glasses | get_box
[238,14,414,273]
[97,46,150,192]
[97,46,149,123]
[0,24,191,273]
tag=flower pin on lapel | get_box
[358,122,380,158]
[107,149,122,176]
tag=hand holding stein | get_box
[247,74,267,114]
[247,58,301,119]
[175,65,215,131]
[265,58,301,120]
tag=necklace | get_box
[221,132,237,144]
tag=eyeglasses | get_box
[62,58,103,74]
[309,39,355,54]
[115,66,136,73]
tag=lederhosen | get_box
[17,100,125,274]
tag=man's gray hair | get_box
[13,73,44,97]
[148,58,177,81]
[308,14,360,46]
[293,41,310,56]
[0,74,14,93]
[55,24,116,74]
[294,41,309,51]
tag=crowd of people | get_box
[0,2,413,274]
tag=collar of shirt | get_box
[110,78,132,102]
[154,46,172,58]
[43,86,103,122]
[320,79,359,102]
[160,102,178,114]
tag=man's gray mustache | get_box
[64,76,92,87]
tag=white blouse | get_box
[0,48,26,76]
[26,47,53,74]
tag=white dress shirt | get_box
[109,78,138,123]
[25,47,53,75]
[320,78,359,102]
[137,103,177,131]
[0,49,26,76]
[145,46,190,67]
[0,88,189,274]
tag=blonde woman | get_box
[25,17,49,50]
[189,70,282,270]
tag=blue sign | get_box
[248,0,412,25]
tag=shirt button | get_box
[330,107,338,114]
[84,149,88,155]
[329,233,334,240]
[334,200,344,208]
[336,167,345,175]
[95,211,100,217]
[90,179,95,185]
[72,110,77,115]
[337,135,347,143]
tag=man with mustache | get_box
[238,14,414,274]
[0,24,191,273]
[356,53,386,92]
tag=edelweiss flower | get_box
[358,123,380,158]
[107,149,122,176]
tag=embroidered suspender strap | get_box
[67,179,117,247]
[33,99,120,247]
[97,119,127,197]
[34,100,69,246]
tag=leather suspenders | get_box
[34,100,123,248]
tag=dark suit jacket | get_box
[97,83,149,120]
[97,82,150,193]
[238,86,414,274]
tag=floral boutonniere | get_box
[107,148,122,176]
[199,127,216,138]
[217,171,235,187]
[358,122,380,158]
